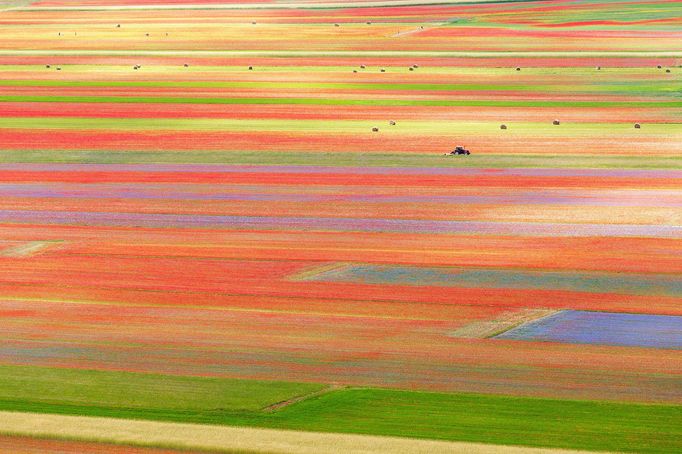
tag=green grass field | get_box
[1,150,681,168]
[0,365,679,453]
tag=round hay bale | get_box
[516,67,521,71]
[389,120,396,125]
[372,127,379,132]
[666,69,671,73]
[360,65,366,69]
[634,123,641,129]
[334,23,340,27]
[500,124,507,130]
[116,24,120,28]
[596,66,601,70]
[408,67,414,71]
[552,119,560,125]
[366,21,371,25]
[380,68,386,72]
[45,65,50,68]
[352,70,357,73]
[252,21,256,25]
[56,67,61,71]
[657,65,662,69]
[413,64,418,68]
[248,66,253,70]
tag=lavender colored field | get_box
[1,210,681,238]
[305,264,682,297]
[496,310,682,349]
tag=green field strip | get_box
[0,118,679,138]
[2,95,682,108]
[0,79,677,95]
[0,365,679,453]
[0,150,680,169]
[0,364,325,412]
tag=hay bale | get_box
[413,64,418,68]
[552,119,560,125]
[516,67,521,71]
[666,69,671,73]
[500,124,507,130]
[366,21,371,25]
[334,23,340,27]
[248,66,253,70]
[372,127,379,132]
[56,67,61,71]
[45,65,50,68]
[252,21,256,25]
[389,120,396,125]
[184,63,189,67]
[360,65,366,69]
[657,65,662,69]
[352,70,357,73]
[380,68,385,72]
[116,24,120,28]
[634,123,641,129]
[408,67,414,71]
[596,66,601,70]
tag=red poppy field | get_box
[0,0,680,452]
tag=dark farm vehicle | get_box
[448,146,470,156]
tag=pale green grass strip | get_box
[0,117,678,137]
[0,411,606,454]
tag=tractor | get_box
[447,146,471,156]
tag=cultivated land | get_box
[0,0,680,452]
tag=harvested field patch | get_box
[450,308,559,339]
[0,240,61,257]
[0,411,603,454]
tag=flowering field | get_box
[0,0,680,452]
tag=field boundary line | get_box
[262,384,345,412]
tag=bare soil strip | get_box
[288,262,352,282]
[451,308,560,339]
[0,411,605,454]
[0,434,192,454]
